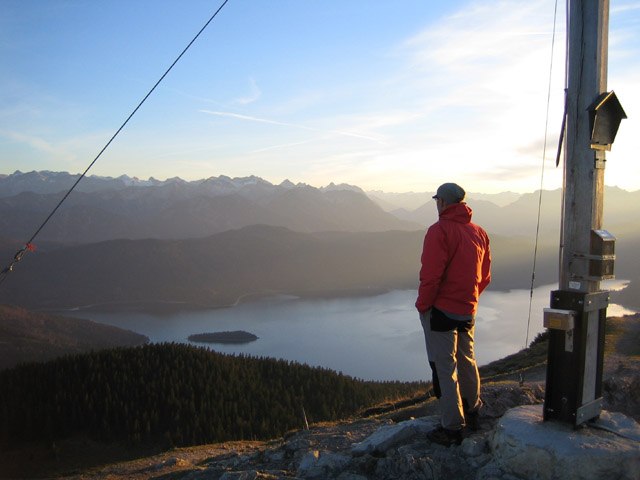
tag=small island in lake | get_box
[188,330,259,345]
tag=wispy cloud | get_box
[402,0,563,102]
[611,2,640,14]
[0,129,75,161]
[376,0,567,188]
[5,0,636,194]
[201,110,310,129]
[200,110,386,144]
[194,0,569,192]
[249,139,317,154]
[234,77,262,105]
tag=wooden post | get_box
[560,0,609,291]
[544,0,610,425]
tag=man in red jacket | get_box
[416,182,491,446]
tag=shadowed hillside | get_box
[0,305,148,370]
[0,226,557,312]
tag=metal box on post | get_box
[589,230,615,279]
[543,290,609,425]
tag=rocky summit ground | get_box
[3,314,640,480]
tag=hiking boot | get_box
[427,426,462,447]
[462,398,483,432]
[465,409,480,431]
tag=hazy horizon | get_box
[2,1,639,195]
[3,169,639,197]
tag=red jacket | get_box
[415,202,491,316]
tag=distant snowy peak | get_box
[195,175,277,198]
[237,175,270,187]
[10,170,72,183]
[0,171,278,197]
[320,182,364,194]
[280,179,313,189]
[1,171,371,198]
[279,179,296,189]
[0,170,82,197]
[115,174,137,186]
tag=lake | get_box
[67,280,635,382]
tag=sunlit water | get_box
[68,280,635,382]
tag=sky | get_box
[1,0,639,194]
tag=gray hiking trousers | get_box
[420,308,481,430]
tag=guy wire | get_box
[524,0,561,349]
[0,0,231,287]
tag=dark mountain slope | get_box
[0,225,557,312]
[0,305,147,370]
[0,227,421,310]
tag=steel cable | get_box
[0,0,231,287]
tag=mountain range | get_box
[374,187,640,239]
[0,171,638,311]
[0,172,417,243]
[3,171,639,242]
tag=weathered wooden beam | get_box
[560,0,609,293]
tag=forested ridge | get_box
[0,343,424,448]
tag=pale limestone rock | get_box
[317,452,351,473]
[374,454,436,480]
[592,409,640,441]
[351,416,437,456]
[296,450,319,474]
[263,447,286,463]
[467,452,492,469]
[491,405,640,480]
[461,434,489,457]
[296,450,351,478]
[153,382,639,480]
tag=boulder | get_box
[351,417,437,456]
[491,405,640,480]
[296,450,351,479]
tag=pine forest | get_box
[0,343,425,448]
